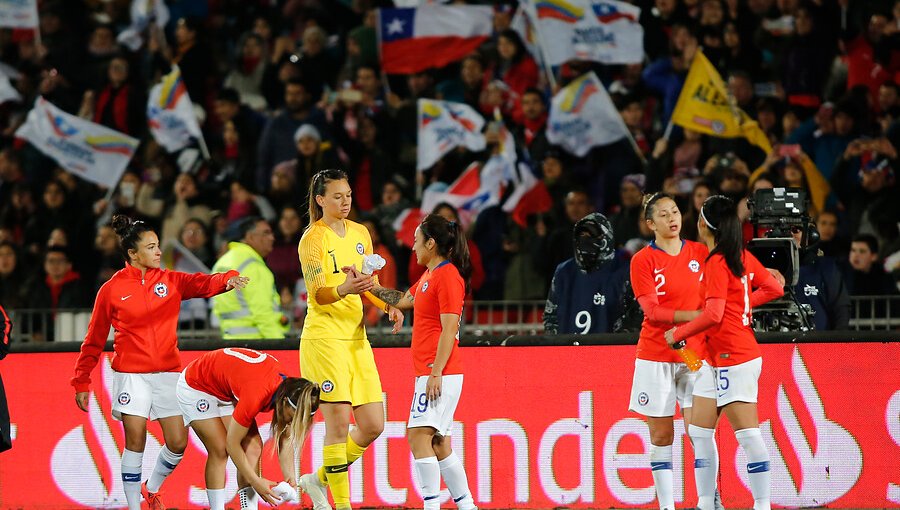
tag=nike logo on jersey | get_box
[411,414,424,419]
[120,295,132,301]
[653,268,665,274]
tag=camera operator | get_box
[791,222,850,330]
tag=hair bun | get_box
[111,214,133,237]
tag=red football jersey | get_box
[701,251,775,366]
[630,240,709,362]
[409,261,464,376]
[184,348,285,428]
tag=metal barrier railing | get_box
[5,296,899,343]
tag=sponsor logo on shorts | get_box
[117,392,131,405]
[321,380,334,393]
[411,414,424,419]
[196,399,210,413]
[689,259,700,273]
[154,282,168,297]
[356,243,364,255]
[638,392,649,406]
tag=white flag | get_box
[511,5,544,66]
[529,0,643,66]
[15,97,139,188]
[546,71,628,157]
[0,76,21,105]
[116,0,170,51]
[420,161,501,220]
[0,0,38,28]
[417,99,486,171]
[147,66,204,153]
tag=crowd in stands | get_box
[0,0,898,340]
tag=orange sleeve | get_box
[72,283,112,393]
[177,270,239,299]
[629,251,655,299]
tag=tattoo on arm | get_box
[405,291,415,303]
[372,287,404,305]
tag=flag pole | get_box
[33,0,42,50]
[662,119,674,140]
[521,1,557,90]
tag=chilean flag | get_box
[378,5,493,74]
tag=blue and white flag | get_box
[546,72,628,157]
[147,66,204,153]
[417,99,486,171]
[15,97,139,188]
[527,0,643,65]
[0,0,38,28]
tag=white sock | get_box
[649,444,674,510]
[238,486,258,509]
[689,425,719,510]
[735,428,771,510]
[146,445,183,493]
[121,448,143,510]
[439,451,476,510]
[207,488,226,510]
[414,456,441,510]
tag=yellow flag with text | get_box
[671,51,772,154]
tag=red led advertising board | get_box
[0,343,898,508]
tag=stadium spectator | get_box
[0,242,27,309]
[80,56,145,137]
[211,216,287,340]
[513,88,550,163]
[844,234,896,298]
[27,246,90,341]
[257,79,329,191]
[160,173,215,247]
[815,210,850,259]
[609,174,646,248]
[266,206,305,291]
[407,203,484,297]
[223,33,269,111]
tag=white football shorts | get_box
[629,359,700,417]
[176,372,235,426]
[111,370,181,421]
[407,374,463,436]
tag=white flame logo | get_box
[51,357,162,508]
[737,347,862,506]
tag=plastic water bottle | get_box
[672,340,702,371]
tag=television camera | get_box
[746,188,817,332]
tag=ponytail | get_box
[307,169,349,225]
[271,377,320,455]
[419,214,472,292]
[701,195,744,278]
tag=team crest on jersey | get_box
[689,260,700,273]
[154,282,168,297]
[117,392,131,405]
[321,380,334,393]
[356,242,364,255]
[638,392,649,406]
[422,281,429,292]
[196,399,210,413]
